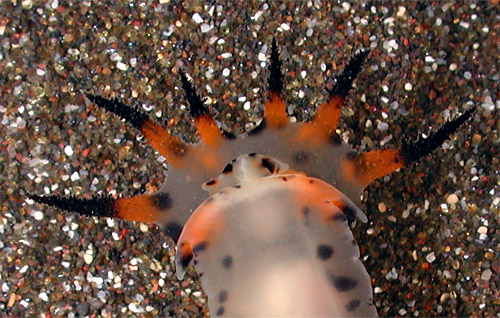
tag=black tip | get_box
[268,37,283,95]
[28,193,116,218]
[179,70,207,118]
[329,49,369,97]
[86,94,148,130]
[400,107,475,165]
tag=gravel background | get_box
[1,1,499,317]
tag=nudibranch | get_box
[29,38,474,317]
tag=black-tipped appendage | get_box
[179,70,208,118]
[329,49,369,97]
[28,193,116,218]
[86,94,148,131]
[400,107,475,165]
[268,38,283,95]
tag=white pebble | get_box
[192,13,203,24]
[39,292,49,302]
[481,269,492,281]
[426,252,436,263]
[397,6,406,16]
[33,211,44,221]
[110,52,122,62]
[222,68,230,77]
[481,95,494,111]
[64,145,73,156]
[129,303,145,313]
[377,121,389,131]
[425,55,435,63]
[83,253,93,265]
[404,82,412,91]
[200,23,212,33]
[493,197,500,206]
[116,62,128,71]
[70,171,80,181]
[280,23,290,31]
[139,223,149,232]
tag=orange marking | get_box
[264,91,288,128]
[140,119,187,168]
[114,195,163,224]
[341,149,405,188]
[177,203,225,255]
[288,175,349,223]
[297,95,344,145]
[194,115,222,147]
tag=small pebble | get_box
[446,194,459,204]
[378,202,387,213]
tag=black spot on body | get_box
[192,242,208,254]
[329,274,358,292]
[302,206,311,225]
[222,163,233,173]
[171,140,188,157]
[345,299,360,311]
[216,306,225,316]
[342,205,357,220]
[152,192,172,210]
[293,151,310,165]
[329,132,342,145]
[164,222,183,242]
[302,206,311,217]
[317,244,334,260]
[233,185,241,189]
[330,213,347,222]
[218,290,228,303]
[281,177,288,182]
[222,256,233,269]
[345,151,358,161]
[206,179,217,186]
[180,253,193,269]
[261,157,277,173]
[249,152,256,157]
